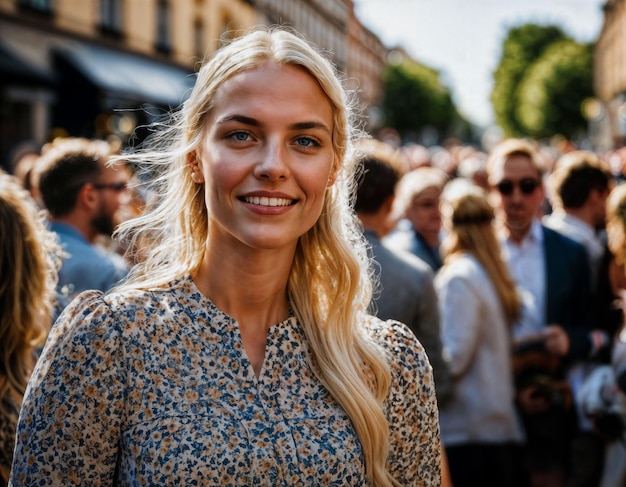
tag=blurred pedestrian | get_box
[594,182,626,486]
[487,138,593,487]
[0,173,62,485]
[436,183,525,487]
[545,150,614,285]
[354,140,452,407]
[10,28,440,486]
[385,166,448,274]
[32,137,129,302]
[543,150,620,487]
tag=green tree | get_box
[381,58,461,143]
[491,24,567,136]
[516,40,593,139]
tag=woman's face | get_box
[195,61,336,252]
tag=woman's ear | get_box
[187,151,205,183]
[327,162,338,188]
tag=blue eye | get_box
[229,131,250,142]
[295,136,319,147]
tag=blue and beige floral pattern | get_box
[10,275,440,486]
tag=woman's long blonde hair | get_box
[114,27,395,486]
[441,184,521,324]
[607,183,626,267]
[0,173,61,481]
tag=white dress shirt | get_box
[501,219,546,340]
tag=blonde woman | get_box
[0,173,61,485]
[435,184,524,487]
[10,28,440,486]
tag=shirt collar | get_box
[49,221,90,244]
[529,218,544,244]
[560,213,596,237]
[502,218,543,246]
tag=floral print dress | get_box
[10,276,440,486]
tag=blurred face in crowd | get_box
[91,161,130,236]
[405,186,442,237]
[194,61,336,253]
[489,153,544,238]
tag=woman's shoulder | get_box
[361,314,430,372]
[103,275,196,311]
[52,276,191,337]
[42,290,123,360]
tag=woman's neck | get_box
[195,242,293,323]
[192,240,294,377]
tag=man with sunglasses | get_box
[486,138,593,487]
[33,137,129,304]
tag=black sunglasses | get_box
[495,178,540,196]
[92,182,127,192]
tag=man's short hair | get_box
[354,141,403,215]
[486,138,546,182]
[34,138,111,217]
[548,151,614,209]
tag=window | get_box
[155,0,172,54]
[100,0,123,35]
[0,100,33,171]
[17,0,53,15]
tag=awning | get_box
[53,42,196,107]
[0,42,55,86]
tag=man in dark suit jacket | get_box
[543,226,593,357]
[486,139,593,487]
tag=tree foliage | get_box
[491,24,567,136]
[516,40,593,139]
[381,58,463,144]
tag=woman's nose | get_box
[254,139,289,181]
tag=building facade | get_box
[249,0,388,132]
[594,0,626,150]
[346,1,386,132]
[250,0,350,72]
[0,0,389,169]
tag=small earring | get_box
[191,172,202,183]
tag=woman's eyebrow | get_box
[217,115,331,134]
[217,114,260,126]
[289,121,331,133]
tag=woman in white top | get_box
[435,183,525,487]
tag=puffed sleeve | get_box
[367,317,442,486]
[10,290,126,486]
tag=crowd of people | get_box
[360,137,626,486]
[1,25,626,486]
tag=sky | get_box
[353,0,606,128]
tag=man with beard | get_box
[486,139,592,487]
[33,138,129,304]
